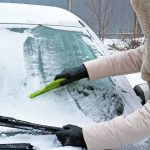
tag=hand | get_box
[54,64,88,86]
[56,124,87,148]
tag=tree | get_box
[133,12,141,38]
[68,0,72,12]
[82,0,114,40]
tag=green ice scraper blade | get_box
[28,78,66,99]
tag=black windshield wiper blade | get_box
[0,116,62,134]
[0,130,49,137]
[0,143,33,149]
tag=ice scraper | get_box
[29,78,66,99]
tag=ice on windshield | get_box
[0,25,124,149]
[23,25,124,122]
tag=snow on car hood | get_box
[0,3,82,27]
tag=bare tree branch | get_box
[81,0,114,40]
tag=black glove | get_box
[56,124,87,148]
[54,64,89,86]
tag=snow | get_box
[125,73,146,88]
[0,24,148,150]
[0,23,138,150]
[0,24,147,150]
[0,26,92,150]
[0,3,82,27]
[0,134,59,150]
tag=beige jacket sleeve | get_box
[83,101,150,150]
[84,45,144,80]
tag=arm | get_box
[84,45,144,80]
[83,100,150,150]
[54,45,144,85]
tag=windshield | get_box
[0,25,124,149]
[23,25,124,122]
[24,25,96,82]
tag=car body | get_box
[0,3,149,150]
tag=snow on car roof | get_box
[0,3,82,27]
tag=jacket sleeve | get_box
[83,100,150,150]
[84,45,144,80]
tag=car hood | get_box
[0,3,82,27]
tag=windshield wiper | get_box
[0,143,33,150]
[0,130,50,137]
[0,116,62,134]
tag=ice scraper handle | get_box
[29,78,66,98]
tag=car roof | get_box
[0,3,82,27]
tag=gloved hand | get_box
[54,64,89,86]
[56,124,87,148]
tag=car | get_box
[0,3,149,150]
[125,73,150,105]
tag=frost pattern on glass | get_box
[24,26,124,122]
[67,79,124,122]
[0,25,149,150]
[24,26,96,84]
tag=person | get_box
[54,0,150,149]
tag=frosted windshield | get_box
[0,25,124,149]
[24,25,124,122]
